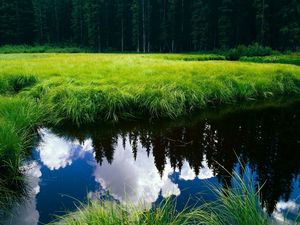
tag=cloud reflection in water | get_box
[37,128,93,170]
[36,128,215,207]
[91,138,181,207]
[3,161,41,225]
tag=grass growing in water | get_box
[52,168,298,225]
[0,97,43,212]
[52,199,192,225]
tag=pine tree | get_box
[116,0,127,52]
[71,0,87,46]
[278,0,300,49]
[0,0,299,51]
[233,0,256,46]
[0,0,16,44]
[169,0,177,52]
[86,0,104,52]
[218,0,234,49]
[132,0,140,52]
[0,0,35,44]
[191,0,209,50]
[32,0,47,43]
[253,0,270,46]
[148,0,160,52]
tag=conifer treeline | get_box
[0,0,299,52]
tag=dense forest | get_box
[0,0,299,52]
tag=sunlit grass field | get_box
[0,53,300,173]
[1,53,300,124]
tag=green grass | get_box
[146,53,225,61]
[51,199,192,225]
[0,97,42,168]
[0,97,42,212]
[191,169,269,225]
[0,74,38,94]
[1,53,300,125]
[241,54,300,66]
[0,162,26,214]
[51,169,298,225]
[0,45,89,54]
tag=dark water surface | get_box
[3,101,300,224]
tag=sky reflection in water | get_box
[3,102,300,224]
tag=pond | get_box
[2,101,300,224]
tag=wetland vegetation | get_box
[0,51,300,224]
[1,0,300,223]
[53,173,271,225]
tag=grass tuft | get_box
[51,165,299,225]
[51,198,193,225]
[0,74,38,94]
[0,97,42,170]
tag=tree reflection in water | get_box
[53,101,300,214]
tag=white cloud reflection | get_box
[3,161,41,225]
[37,128,93,170]
[179,157,214,181]
[91,138,180,207]
[273,200,300,224]
[36,129,215,208]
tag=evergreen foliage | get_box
[0,0,299,52]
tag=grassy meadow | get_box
[1,53,300,124]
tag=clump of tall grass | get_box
[0,97,43,212]
[52,198,193,225]
[191,169,269,225]
[0,97,43,170]
[191,168,300,225]
[0,74,38,94]
[52,166,298,225]
[0,162,26,215]
[39,71,300,125]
